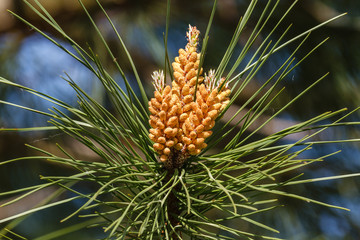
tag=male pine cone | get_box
[148,25,231,169]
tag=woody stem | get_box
[164,154,185,239]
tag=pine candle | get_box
[149,25,231,169]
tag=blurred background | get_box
[0,0,359,239]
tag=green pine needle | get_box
[0,0,359,239]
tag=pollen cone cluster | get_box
[148,25,231,169]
